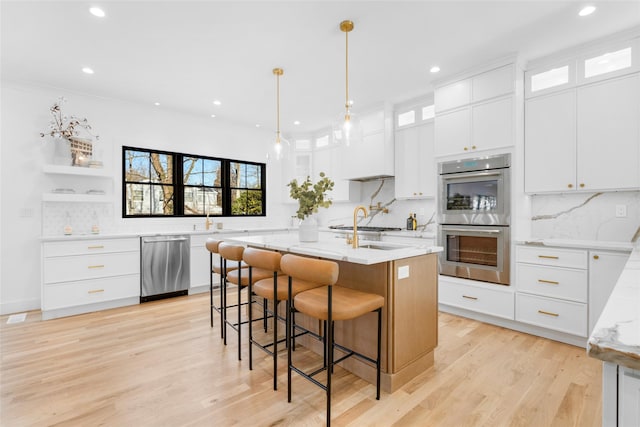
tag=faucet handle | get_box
[346,234,353,245]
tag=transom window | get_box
[123,146,265,217]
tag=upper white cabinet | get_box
[312,141,360,202]
[525,90,576,193]
[434,63,515,157]
[525,74,640,193]
[525,36,640,193]
[394,120,435,199]
[281,139,312,202]
[341,107,394,180]
[576,74,640,191]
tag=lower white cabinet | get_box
[190,234,213,292]
[439,278,515,320]
[515,293,587,337]
[588,250,630,333]
[41,237,140,319]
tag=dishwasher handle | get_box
[142,237,189,243]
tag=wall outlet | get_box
[615,204,627,218]
[398,265,410,279]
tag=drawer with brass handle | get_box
[516,263,587,302]
[43,238,138,257]
[439,279,514,320]
[42,275,139,311]
[516,245,587,269]
[516,293,587,337]
[44,252,138,284]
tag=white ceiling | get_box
[2,1,639,135]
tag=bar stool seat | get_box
[227,267,272,286]
[293,286,384,321]
[253,275,321,301]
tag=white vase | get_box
[52,137,72,166]
[298,216,319,242]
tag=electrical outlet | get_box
[615,204,627,218]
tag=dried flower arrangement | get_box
[39,97,99,140]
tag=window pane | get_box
[422,105,435,120]
[231,189,263,215]
[203,159,222,186]
[398,110,415,127]
[149,153,173,184]
[151,185,174,215]
[316,135,329,148]
[584,47,632,78]
[183,157,202,185]
[125,183,150,215]
[124,150,150,182]
[531,66,569,92]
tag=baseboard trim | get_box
[0,298,40,316]
[42,297,139,320]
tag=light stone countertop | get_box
[517,238,634,252]
[224,232,443,265]
[587,242,640,370]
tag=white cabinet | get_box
[281,147,312,202]
[439,277,515,320]
[434,63,515,157]
[515,246,588,337]
[576,74,640,191]
[588,250,630,333]
[42,237,140,319]
[619,367,640,427]
[394,121,435,199]
[524,90,576,193]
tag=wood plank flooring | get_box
[0,293,602,426]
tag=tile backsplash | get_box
[531,191,640,242]
[43,202,115,236]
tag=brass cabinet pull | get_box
[538,310,559,317]
[538,279,559,285]
[87,245,104,250]
[471,145,476,149]
[568,184,573,188]
[593,255,599,260]
[88,289,104,294]
[88,265,105,269]
[464,147,469,151]
[462,295,478,300]
[579,183,585,188]
[538,255,559,260]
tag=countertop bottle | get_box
[412,213,418,231]
[406,213,413,230]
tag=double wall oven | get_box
[438,154,511,285]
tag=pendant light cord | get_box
[345,29,349,111]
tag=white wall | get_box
[0,81,288,314]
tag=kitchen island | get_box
[225,232,443,393]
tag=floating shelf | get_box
[42,193,112,203]
[43,164,112,178]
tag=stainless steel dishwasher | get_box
[140,235,190,302]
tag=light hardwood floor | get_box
[1,293,602,426]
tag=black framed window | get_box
[123,147,265,218]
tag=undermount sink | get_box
[358,243,402,251]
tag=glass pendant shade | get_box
[332,102,362,146]
[272,131,290,160]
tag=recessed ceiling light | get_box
[82,67,94,74]
[212,100,222,106]
[255,124,261,128]
[210,114,216,118]
[294,121,300,125]
[579,5,596,16]
[430,66,440,73]
[89,7,105,18]
[154,102,160,106]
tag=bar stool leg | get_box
[219,255,225,339]
[223,258,228,346]
[326,286,333,426]
[287,277,293,403]
[209,252,214,328]
[248,268,254,370]
[376,307,382,400]
[237,261,242,361]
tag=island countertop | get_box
[223,232,443,265]
[587,242,640,370]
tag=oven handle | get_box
[441,170,504,179]
[442,228,503,234]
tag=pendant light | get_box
[333,20,361,146]
[272,67,289,160]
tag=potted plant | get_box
[287,172,334,242]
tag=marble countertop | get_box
[223,232,443,265]
[587,242,640,370]
[517,238,634,252]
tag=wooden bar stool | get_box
[281,254,384,426]
[218,242,272,361]
[205,238,245,339]
[243,247,324,390]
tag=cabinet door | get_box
[472,97,513,151]
[190,242,211,289]
[619,367,640,427]
[588,250,630,333]
[435,79,471,113]
[313,145,359,202]
[472,64,513,102]
[394,122,435,199]
[577,74,640,191]
[282,151,311,202]
[525,90,576,193]
[434,108,471,157]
